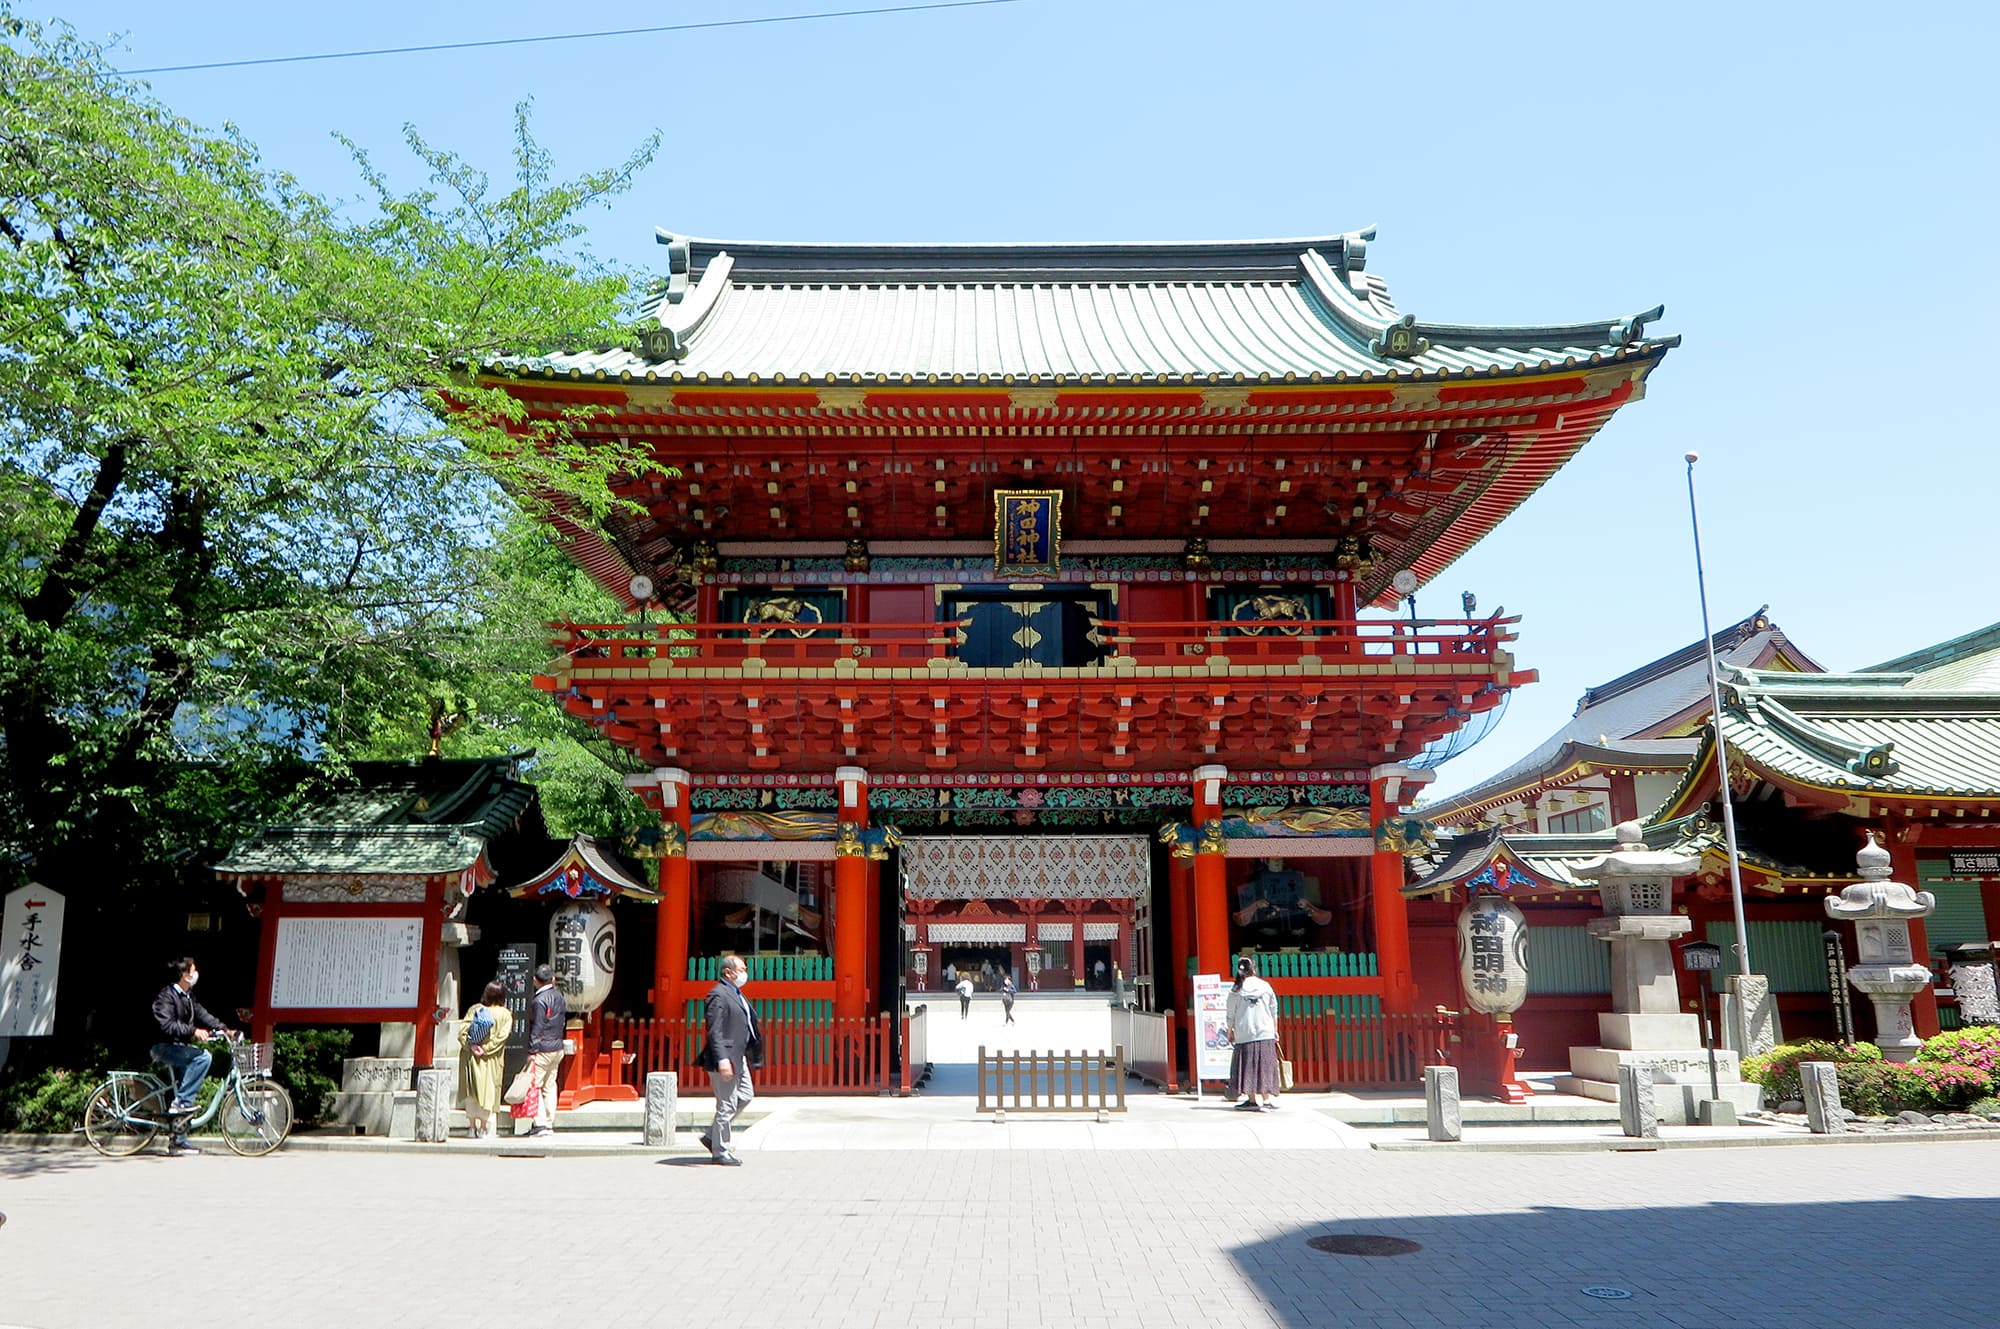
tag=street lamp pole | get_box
[1685,454,1755,1040]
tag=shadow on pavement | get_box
[1230,1195,2000,1328]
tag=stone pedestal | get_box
[413,1069,452,1142]
[1424,1065,1461,1142]
[644,1072,679,1146]
[1558,822,1764,1124]
[1826,837,1936,1062]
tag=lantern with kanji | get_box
[1457,892,1529,1014]
[549,900,616,1013]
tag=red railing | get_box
[548,614,1518,673]
[1275,1010,1455,1089]
[602,1012,900,1095]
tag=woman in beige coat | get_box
[458,979,514,1139]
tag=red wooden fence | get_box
[602,1013,900,1095]
[1274,1011,1454,1089]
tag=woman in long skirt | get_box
[458,979,514,1138]
[1225,956,1281,1111]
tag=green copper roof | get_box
[485,228,1675,386]
[212,756,540,878]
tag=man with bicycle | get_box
[151,956,233,1156]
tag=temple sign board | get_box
[0,883,64,1038]
[268,917,424,1009]
[1191,974,1232,1087]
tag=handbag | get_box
[1277,1040,1295,1092]
[503,1064,533,1106]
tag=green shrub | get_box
[1967,1095,2000,1117]
[0,1066,102,1135]
[1742,1039,1882,1102]
[1917,1028,2000,1078]
[271,1028,352,1128]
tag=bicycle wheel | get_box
[218,1078,294,1156]
[84,1075,166,1157]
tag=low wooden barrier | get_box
[602,1012,897,1095]
[977,1046,1128,1119]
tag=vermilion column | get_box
[632,767,692,1021]
[834,766,870,1022]
[1192,764,1231,977]
[1369,764,1420,1015]
[1168,852,1194,1017]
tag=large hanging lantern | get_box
[1457,892,1529,1014]
[550,900,616,1013]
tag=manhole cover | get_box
[1307,1234,1423,1257]
[1582,1287,1633,1300]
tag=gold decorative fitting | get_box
[689,540,720,575]
[843,537,871,573]
[1196,821,1229,855]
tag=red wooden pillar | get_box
[1168,853,1194,1016]
[1369,764,1419,1015]
[639,767,694,1022]
[863,855,882,1014]
[834,766,870,1022]
[412,876,449,1071]
[1192,764,1231,978]
[1887,834,1941,1037]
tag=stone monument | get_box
[1824,835,1936,1061]
[1557,821,1763,1124]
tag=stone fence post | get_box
[644,1071,679,1146]
[1800,1061,1846,1134]
[1424,1065,1461,1142]
[413,1068,451,1143]
[1617,1064,1658,1139]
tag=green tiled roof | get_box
[484,229,1675,386]
[212,756,539,878]
[1412,813,1817,898]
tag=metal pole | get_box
[1684,454,1754,985]
[1703,982,1720,1104]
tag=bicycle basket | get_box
[236,1041,276,1077]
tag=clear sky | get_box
[43,1,2000,796]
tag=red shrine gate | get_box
[476,228,1671,1091]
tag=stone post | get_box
[1424,1065,1462,1142]
[1825,835,1936,1061]
[1617,1064,1658,1138]
[413,1068,452,1142]
[1799,1061,1846,1134]
[643,1071,678,1146]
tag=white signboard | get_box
[1191,973,1233,1085]
[269,916,424,1010]
[0,884,65,1037]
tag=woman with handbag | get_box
[457,979,513,1139]
[1225,956,1283,1111]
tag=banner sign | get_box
[1192,973,1233,1084]
[0,884,64,1037]
[1947,851,2000,876]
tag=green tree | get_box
[0,9,663,893]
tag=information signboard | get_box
[0,884,64,1038]
[1947,850,2000,876]
[268,917,424,1009]
[1191,973,1232,1087]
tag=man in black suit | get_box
[698,954,760,1166]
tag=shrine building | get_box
[477,227,1675,1088]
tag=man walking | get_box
[151,957,232,1156]
[956,972,974,1019]
[699,954,760,1166]
[525,963,566,1137]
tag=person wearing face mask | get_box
[697,954,762,1166]
[151,956,234,1155]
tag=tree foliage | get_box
[0,10,662,888]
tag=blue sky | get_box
[47,1,2000,796]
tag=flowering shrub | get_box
[1917,1028,2000,1077]
[1837,1059,1992,1115]
[1742,1039,1882,1102]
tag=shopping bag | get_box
[503,1065,533,1106]
[509,1076,540,1121]
[1279,1058,1296,1092]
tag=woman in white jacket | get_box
[1225,955,1281,1111]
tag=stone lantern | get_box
[1824,835,1936,1061]
[1559,820,1763,1123]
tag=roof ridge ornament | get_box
[1608,304,1665,347]
[1370,313,1430,360]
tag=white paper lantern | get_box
[550,900,616,1013]
[1457,893,1529,1014]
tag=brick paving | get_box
[3,1138,1996,1328]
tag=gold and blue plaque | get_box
[993,489,1062,575]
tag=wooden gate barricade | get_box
[1273,1011,1450,1090]
[977,1046,1128,1118]
[602,1012,898,1095]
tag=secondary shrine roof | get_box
[488,228,1675,385]
[1427,610,1820,821]
[211,755,541,878]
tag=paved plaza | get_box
[3,1133,1997,1329]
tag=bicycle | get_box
[82,1031,295,1157]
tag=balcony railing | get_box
[549,615,1518,674]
